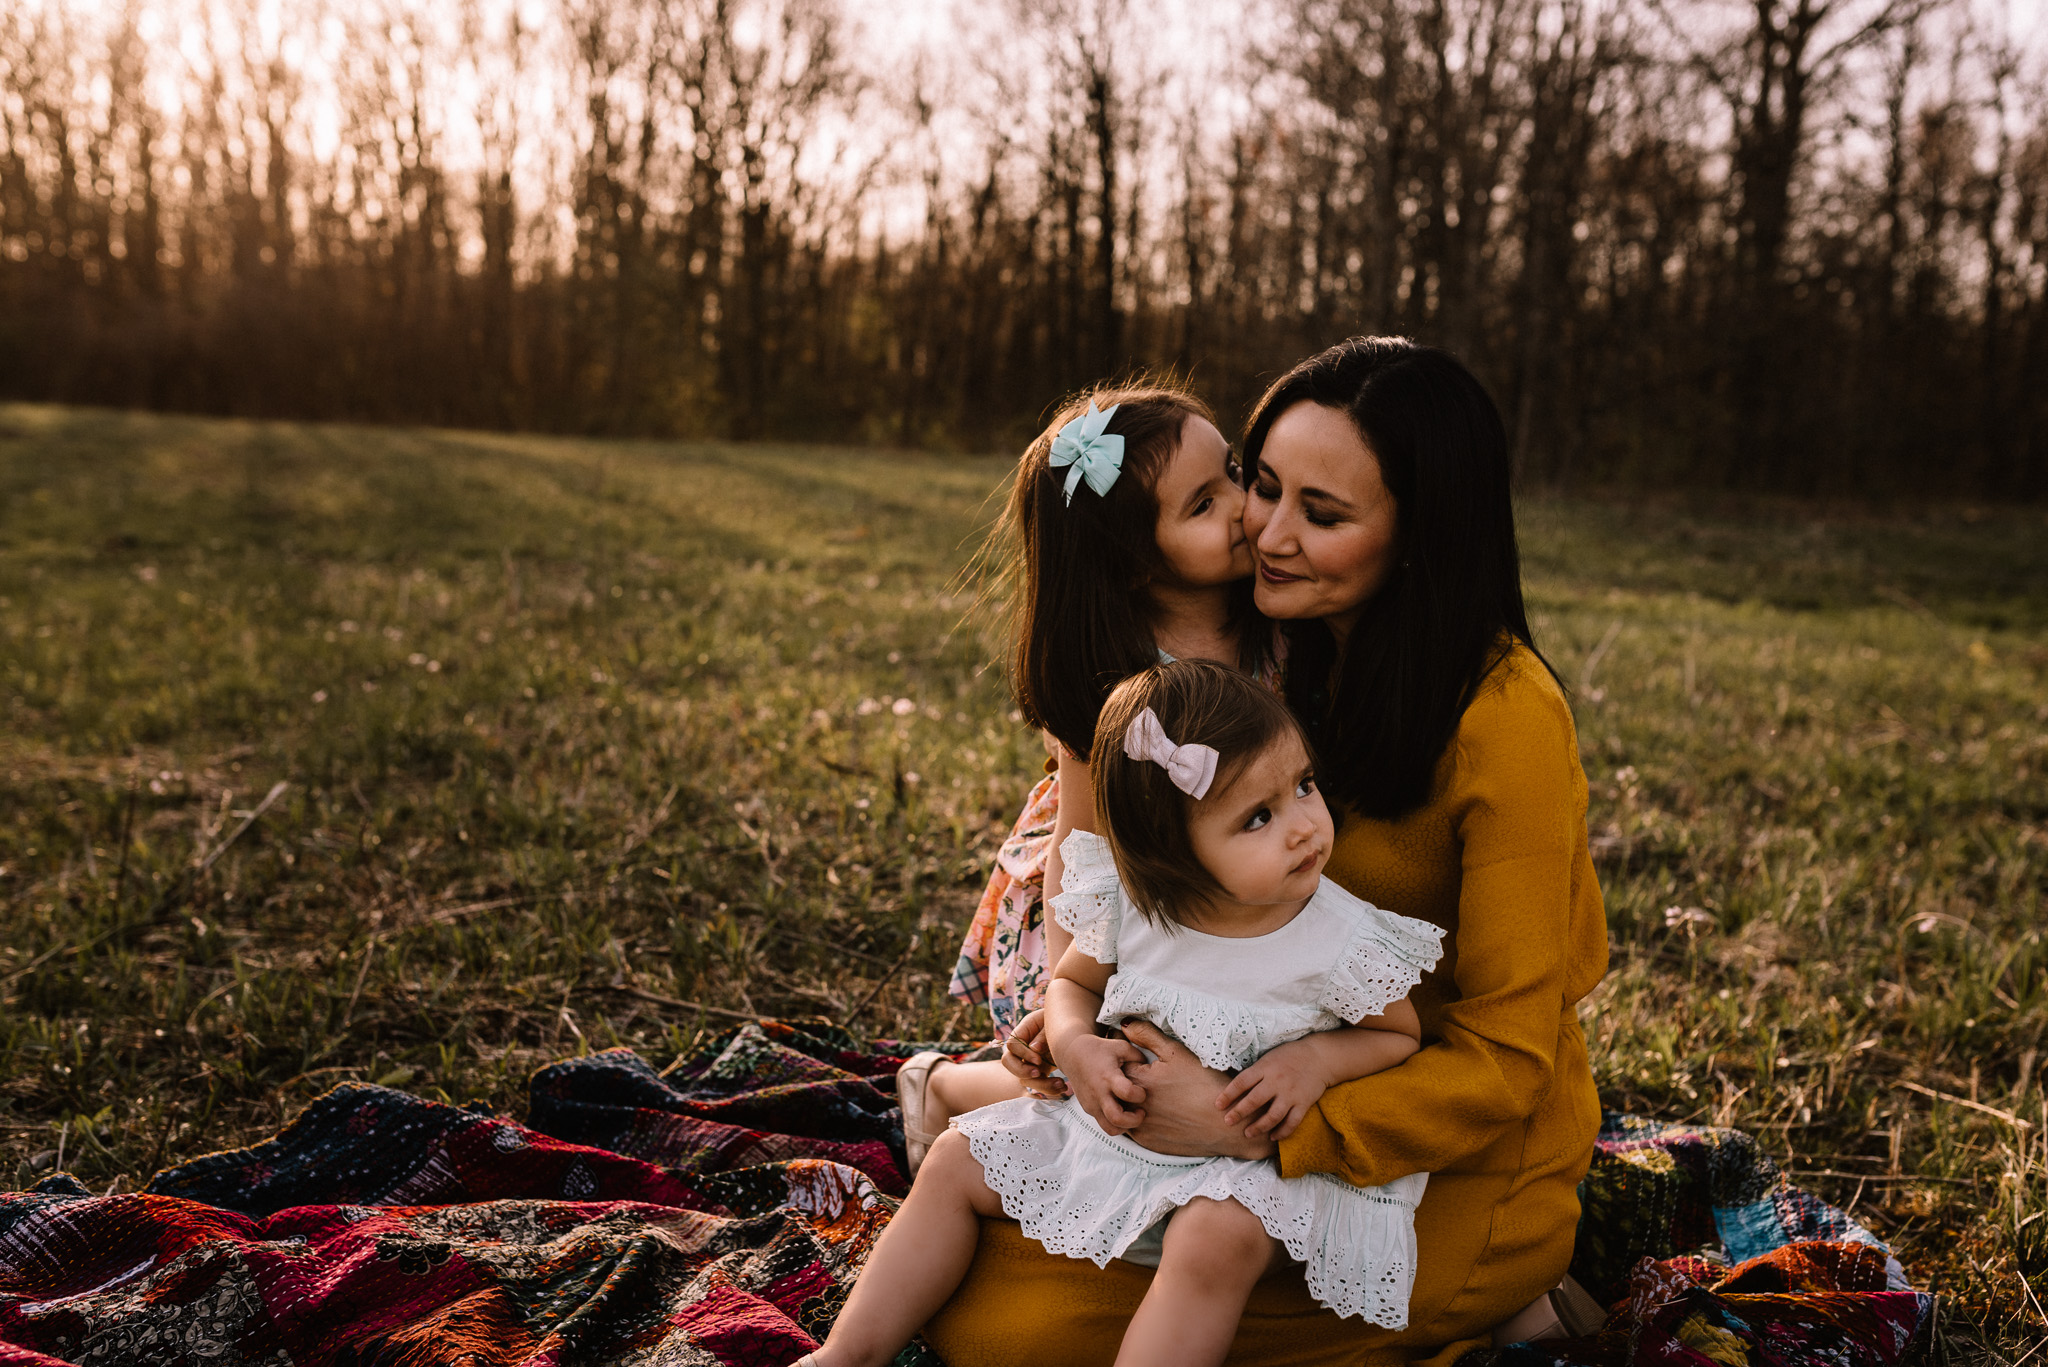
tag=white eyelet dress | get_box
[950,831,1447,1327]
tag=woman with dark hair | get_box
[921,338,1608,1365]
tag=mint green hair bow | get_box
[1048,401,1124,505]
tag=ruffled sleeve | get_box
[1319,902,1446,1024]
[1047,830,1123,965]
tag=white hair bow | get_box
[1123,708,1219,799]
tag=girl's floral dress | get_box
[947,763,1059,1040]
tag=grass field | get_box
[3,403,2045,1359]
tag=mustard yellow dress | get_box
[922,643,1610,1366]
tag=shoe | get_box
[894,1050,948,1178]
[1489,1274,1606,1346]
[1552,1275,1606,1336]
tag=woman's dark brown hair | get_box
[1240,336,1554,821]
[1002,382,1262,759]
[1092,659,1310,926]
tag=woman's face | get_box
[1149,415,1251,590]
[1242,403,1400,642]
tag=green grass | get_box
[3,403,2045,1359]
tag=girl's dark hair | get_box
[1004,381,1261,758]
[1092,659,1310,926]
[1240,336,1553,821]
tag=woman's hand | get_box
[1119,1021,1278,1161]
[1060,1033,1148,1134]
[999,1010,1068,1099]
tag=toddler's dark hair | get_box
[1091,659,1311,926]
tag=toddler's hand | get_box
[1060,1032,1148,1135]
[1216,1039,1334,1141]
[999,1010,1068,1099]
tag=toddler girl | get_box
[912,384,1271,1158]
[801,660,1443,1367]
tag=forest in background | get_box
[2,0,2045,498]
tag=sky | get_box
[13,0,2047,258]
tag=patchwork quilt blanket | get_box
[0,1020,1933,1366]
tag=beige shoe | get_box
[894,1050,948,1178]
[1490,1274,1606,1345]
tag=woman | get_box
[921,337,1609,1366]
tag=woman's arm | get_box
[1275,674,1609,1188]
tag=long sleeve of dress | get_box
[1276,658,1609,1188]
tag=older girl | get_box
[906,383,1273,1163]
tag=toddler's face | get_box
[1148,416,1252,591]
[1186,733,1333,913]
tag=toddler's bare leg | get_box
[1114,1196,1284,1367]
[809,1129,1007,1367]
[926,1058,1032,1125]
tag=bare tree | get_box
[0,0,2040,496]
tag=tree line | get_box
[3,0,2043,498]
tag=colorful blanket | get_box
[0,1020,1932,1366]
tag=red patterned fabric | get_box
[0,1023,935,1366]
[0,1026,1931,1367]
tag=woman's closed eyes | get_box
[1253,475,1345,528]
